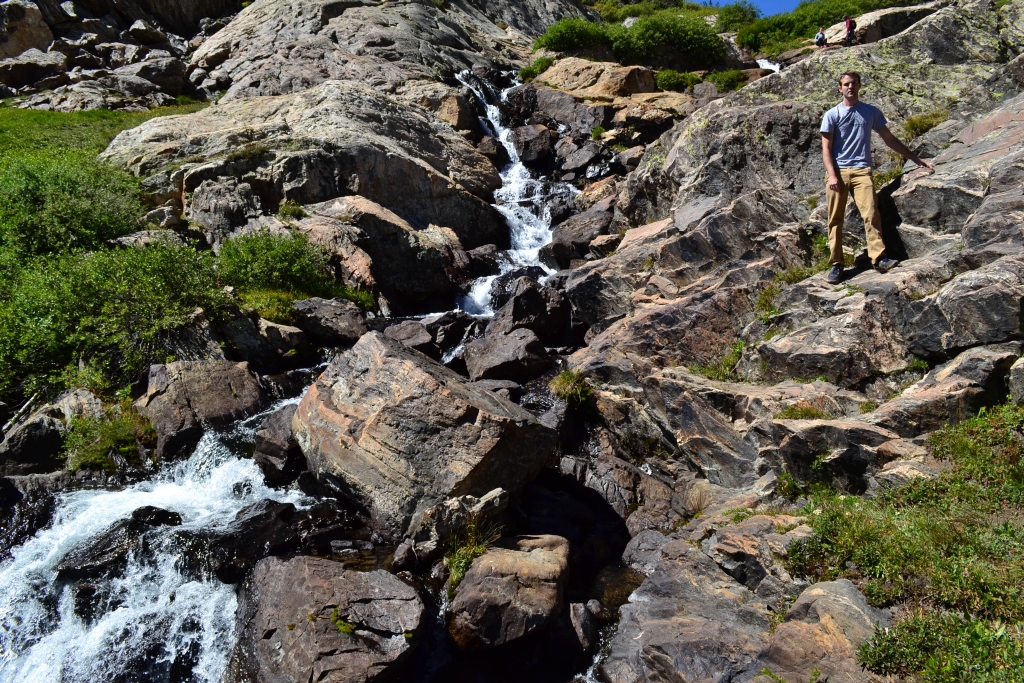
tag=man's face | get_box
[838,76,861,99]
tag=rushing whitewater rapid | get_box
[0,399,305,683]
[455,72,578,315]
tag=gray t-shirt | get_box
[820,101,887,169]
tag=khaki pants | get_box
[826,167,886,266]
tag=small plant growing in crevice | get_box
[549,368,592,405]
[684,485,713,518]
[591,125,607,140]
[445,517,501,598]
[224,143,270,164]
[519,56,555,82]
[774,400,832,420]
[904,109,948,140]
[859,401,877,414]
[63,400,156,472]
[906,356,930,373]
[690,340,745,382]
[278,199,307,219]
[330,607,356,635]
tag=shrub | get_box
[0,152,144,261]
[63,401,156,472]
[774,401,831,420]
[549,369,593,405]
[715,0,761,31]
[533,18,610,52]
[519,56,556,82]
[656,68,703,91]
[0,245,223,400]
[705,69,746,92]
[277,199,307,219]
[591,125,607,139]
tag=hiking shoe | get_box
[826,264,843,284]
[874,257,899,273]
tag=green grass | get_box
[534,12,725,70]
[330,608,356,635]
[873,166,903,191]
[63,400,157,471]
[690,340,746,381]
[859,400,877,413]
[904,109,949,140]
[446,518,501,598]
[277,199,307,220]
[519,56,556,82]
[785,402,1024,681]
[656,69,703,92]
[774,401,832,420]
[757,281,783,322]
[549,369,593,405]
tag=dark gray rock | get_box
[0,407,65,476]
[512,123,555,164]
[229,556,423,683]
[253,404,306,487]
[291,297,367,347]
[0,47,65,87]
[384,320,440,360]
[464,328,552,383]
[538,196,615,270]
[486,277,572,346]
[185,499,299,583]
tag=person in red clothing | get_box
[843,15,857,47]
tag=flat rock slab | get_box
[134,360,270,460]
[230,556,423,683]
[448,534,570,650]
[292,332,556,538]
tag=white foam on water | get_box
[757,58,781,72]
[0,399,305,683]
[454,72,578,316]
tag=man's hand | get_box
[827,174,841,192]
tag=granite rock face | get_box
[292,332,557,539]
[230,556,424,683]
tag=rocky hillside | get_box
[2,0,1024,681]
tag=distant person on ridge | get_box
[821,71,934,284]
[815,27,827,49]
[843,15,857,46]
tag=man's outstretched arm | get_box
[877,126,935,171]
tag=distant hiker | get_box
[815,27,827,49]
[820,71,934,284]
[843,15,857,47]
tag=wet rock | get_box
[600,539,770,683]
[291,297,367,347]
[448,534,570,650]
[186,499,300,583]
[421,310,481,355]
[384,320,441,360]
[134,360,270,461]
[0,471,72,560]
[292,332,556,539]
[512,123,555,164]
[0,406,66,476]
[756,579,890,683]
[131,506,182,526]
[488,266,547,309]
[486,277,572,346]
[466,243,508,278]
[464,328,552,383]
[538,196,615,270]
[253,404,306,487]
[867,342,1022,437]
[56,507,181,582]
[229,556,423,683]
[569,602,598,651]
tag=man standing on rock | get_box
[821,71,934,284]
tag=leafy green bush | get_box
[519,56,556,82]
[0,245,223,400]
[277,199,307,219]
[655,68,703,91]
[64,401,156,472]
[715,0,761,31]
[705,69,746,92]
[0,152,144,261]
[534,12,724,69]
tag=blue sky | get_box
[751,0,804,17]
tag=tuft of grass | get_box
[549,369,593,405]
[690,340,745,382]
[224,143,270,164]
[859,400,877,414]
[756,281,782,322]
[519,56,556,82]
[774,400,831,420]
[277,199,307,220]
[591,125,607,140]
[63,400,156,471]
[330,608,356,635]
[873,166,903,191]
[906,356,930,373]
[904,110,948,140]
[446,518,501,598]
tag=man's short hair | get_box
[838,71,861,85]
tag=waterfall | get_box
[0,399,305,683]
[756,58,781,72]
[454,71,578,316]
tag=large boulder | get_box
[538,196,615,270]
[0,46,64,87]
[448,534,570,650]
[463,328,553,383]
[133,360,270,460]
[101,81,506,253]
[0,0,53,60]
[291,297,367,347]
[253,403,306,487]
[229,556,424,683]
[292,332,557,539]
[486,277,572,346]
[533,58,657,99]
[823,2,944,45]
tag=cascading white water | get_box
[756,58,781,72]
[455,72,578,316]
[0,398,306,683]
